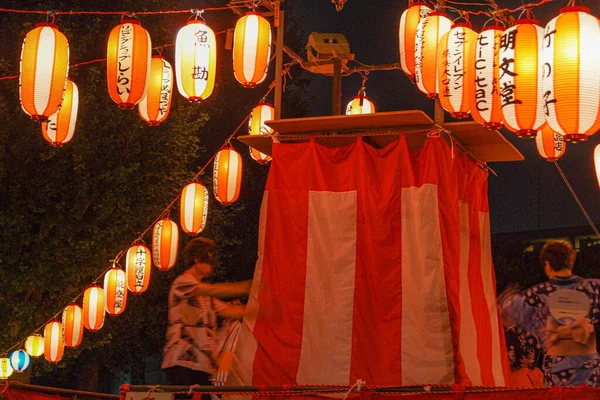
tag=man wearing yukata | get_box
[501,239,600,387]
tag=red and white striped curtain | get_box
[228,135,510,388]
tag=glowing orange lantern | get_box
[152,218,179,271]
[499,19,545,138]
[180,182,209,235]
[415,12,452,99]
[0,358,13,379]
[25,334,44,357]
[535,124,566,161]
[249,103,273,164]
[44,321,64,363]
[470,25,505,129]
[399,2,432,79]
[83,285,105,332]
[346,95,375,115]
[233,12,272,87]
[138,56,173,126]
[41,79,78,146]
[543,6,600,142]
[438,24,477,119]
[19,23,69,121]
[107,20,151,109]
[125,244,151,294]
[214,147,243,205]
[175,21,217,102]
[104,264,128,316]
[62,304,84,348]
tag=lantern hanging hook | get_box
[120,12,137,22]
[46,10,56,24]
[190,9,206,22]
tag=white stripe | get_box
[500,27,518,131]
[242,15,260,83]
[475,30,495,123]
[34,27,56,115]
[51,323,60,360]
[543,18,560,134]
[260,105,273,134]
[448,28,464,113]
[401,185,454,384]
[578,13,600,134]
[73,307,82,344]
[296,191,357,385]
[415,19,426,93]
[184,184,196,232]
[194,38,210,98]
[226,151,240,202]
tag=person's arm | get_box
[500,290,539,332]
[192,279,252,299]
[217,304,246,320]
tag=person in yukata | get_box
[500,239,600,387]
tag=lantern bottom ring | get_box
[426,93,439,100]
[118,103,136,110]
[146,121,161,127]
[564,134,587,143]
[515,129,537,139]
[243,83,258,88]
[188,97,204,103]
[31,115,49,122]
[483,122,502,130]
[451,112,469,120]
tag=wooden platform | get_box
[237,110,524,163]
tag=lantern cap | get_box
[427,11,447,18]
[151,55,166,60]
[256,102,273,108]
[451,23,473,30]
[513,18,541,26]
[559,6,591,14]
[186,20,207,26]
[244,11,263,16]
[120,19,141,25]
[35,22,59,29]
[408,1,431,8]
[481,25,505,33]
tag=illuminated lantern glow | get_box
[152,218,179,271]
[470,25,505,129]
[543,6,600,143]
[233,12,272,88]
[535,124,566,161]
[104,265,128,316]
[125,244,151,294]
[214,147,243,205]
[594,144,600,189]
[9,350,30,373]
[41,79,79,146]
[499,19,545,138]
[138,56,173,126]
[62,303,84,348]
[19,23,69,121]
[346,95,376,115]
[248,103,273,164]
[44,321,64,363]
[415,12,452,99]
[0,358,13,379]
[83,285,105,332]
[399,2,432,79]
[175,21,217,102]
[180,182,209,235]
[25,334,44,357]
[107,20,151,109]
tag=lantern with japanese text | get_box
[9,350,29,373]
[214,147,243,205]
[346,95,375,115]
[175,21,217,102]
[62,303,84,348]
[44,321,64,363]
[542,6,600,142]
[535,124,566,161]
[499,19,545,138]
[438,23,477,119]
[125,244,151,294]
[594,144,600,189]
[180,182,209,235]
[152,218,179,271]
[24,334,44,357]
[104,264,128,316]
[107,20,152,109]
[399,2,432,79]
[233,12,272,87]
[470,25,505,129]
[415,12,452,99]
[138,56,173,126]
[19,23,69,121]
[0,358,13,379]
[248,103,273,164]
[83,285,105,332]
[41,79,78,146]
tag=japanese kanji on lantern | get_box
[346,94,375,115]
[19,23,69,122]
[44,321,64,363]
[415,12,452,99]
[83,285,105,332]
[175,20,217,102]
[542,6,600,143]
[125,244,152,294]
[214,147,243,205]
[180,182,209,235]
[139,56,173,126]
[62,303,84,348]
[104,263,128,316]
[106,19,152,109]
[470,25,505,129]
[399,2,431,79]
[233,12,272,87]
[24,334,44,357]
[41,79,79,146]
[152,218,179,271]
[499,19,545,138]
[9,350,30,373]
[535,124,566,161]
[0,358,13,379]
[249,103,273,164]
[438,23,477,119]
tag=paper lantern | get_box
[175,21,217,102]
[543,6,600,142]
[19,23,69,121]
[499,19,545,138]
[44,321,64,363]
[152,218,179,271]
[62,303,84,348]
[138,56,173,126]
[24,334,44,357]
[0,358,13,379]
[399,2,432,78]
[346,95,375,115]
[214,147,243,205]
[437,24,477,119]
[125,245,151,294]
[471,25,505,129]
[180,182,209,235]
[106,20,151,109]
[535,124,566,161]
[233,12,272,87]
[104,264,128,316]
[41,79,78,146]
[83,285,105,331]
[594,144,600,189]
[9,350,30,373]
[249,103,273,164]
[415,12,452,99]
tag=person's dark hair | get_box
[539,240,575,272]
[182,237,216,267]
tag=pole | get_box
[332,58,342,115]
[274,1,284,120]
[434,98,444,126]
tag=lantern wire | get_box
[0,5,245,16]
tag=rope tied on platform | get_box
[343,379,367,400]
